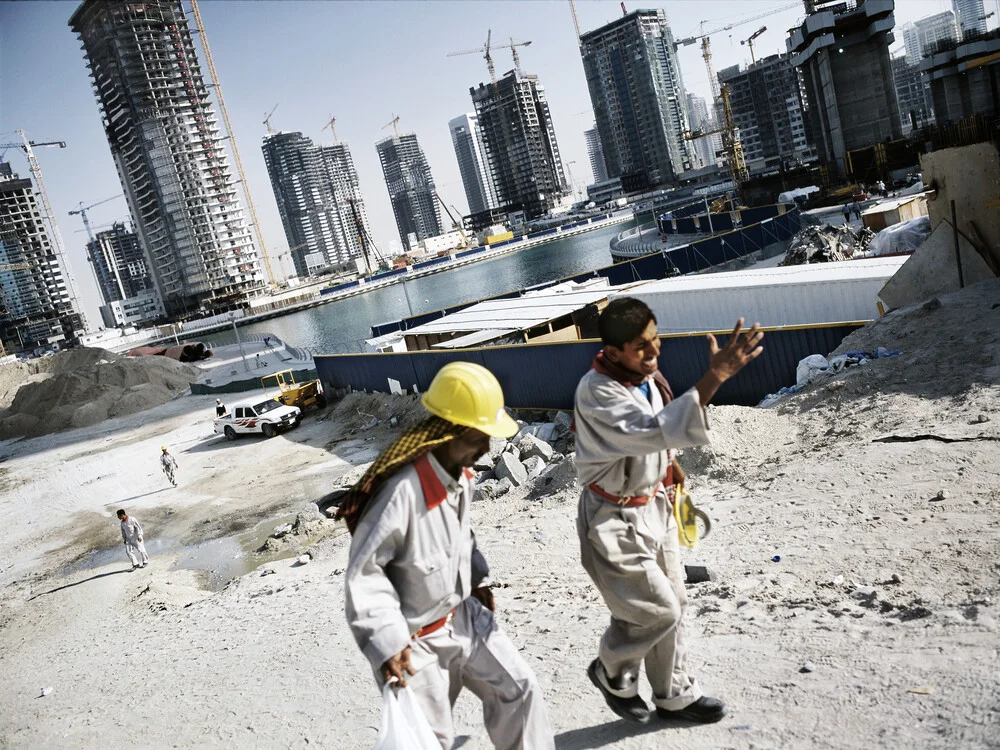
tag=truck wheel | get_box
[224,426,236,441]
[262,423,277,438]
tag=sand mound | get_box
[0,348,198,439]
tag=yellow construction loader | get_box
[260,370,327,411]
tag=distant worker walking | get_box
[215,398,226,417]
[843,202,851,224]
[338,362,554,749]
[574,298,763,727]
[117,509,148,570]
[160,446,178,487]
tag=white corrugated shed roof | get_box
[432,329,517,349]
[621,257,906,332]
[404,280,615,337]
[861,194,928,216]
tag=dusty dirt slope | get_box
[0,281,997,749]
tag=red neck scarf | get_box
[593,351,674,405]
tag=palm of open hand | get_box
[707,319,764,381]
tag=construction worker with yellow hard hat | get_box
[338,361,554,749]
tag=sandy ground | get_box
[1,281,998,749]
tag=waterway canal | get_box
[204,223,636,354]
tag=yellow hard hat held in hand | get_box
[422,362,519,439]
[673,485,712,549]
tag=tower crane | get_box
[0,131,89,332]
[68,194,124,297]
[433,192,469,249]
[741,26,768,66]
[382,115,401,138]
[684,85,749,202]
[190,0,276,290]
[263,103,279,135]
[448,32,532,84]
[674,2,799,107]
[322,115,338,144]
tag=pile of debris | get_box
[473,412,573,499]
[781,224,876,266]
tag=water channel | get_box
[200,223,641,354]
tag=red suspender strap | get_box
[414,455,447,510]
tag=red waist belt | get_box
[589,465,673,508]
[412,608,455,639]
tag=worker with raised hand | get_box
[338,362,553,750]
[117,509,148,570]
[573,297,763,727]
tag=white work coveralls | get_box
[160,452,177,484]
[345,453,554,750]
[120,516,148,567]
[574,370,710,711]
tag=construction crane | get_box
[448,32,532,84]
[741,26,767,65]
[189,0,276,289]
[346,197,385,275]
[68,194,124,295]
[675,2,799,107]
[263,103,279,135]
[382,115,401,138]
[322,115,338,144]
[0,131,89,332]
[684,84,749,201]
[433,192,469,249]
[568,0,581,39]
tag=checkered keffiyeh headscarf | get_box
[336,415,467,534]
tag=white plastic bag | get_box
[374,681,440,750]
[795,354,830,385]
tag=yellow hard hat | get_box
[421,362,518,438]
[160,445,167,451]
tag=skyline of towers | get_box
[70,0,265,318]
[579,9,696,192]
[583,126,608,183]
[0,162,84,350]
[262,131,370,277]
[470,71,568,220]
[375,132,442,252]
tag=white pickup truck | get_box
[213,398,302,440]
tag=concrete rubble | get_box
[781,224,876,266]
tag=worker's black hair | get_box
[599,297,657,349]
[116,509,126,518]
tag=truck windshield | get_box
[254,400,282,414]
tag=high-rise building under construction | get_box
[470,72,568,219]
[579,9,696,191]
[87,221,165,328]
[70,0,265,318]
[584,126,608,183]
[449,114,497,216]
[0,162,84,351]
[262,132,370,277]
[375,132,442,252]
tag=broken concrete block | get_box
[519,434,554,463]
[473,454,494,472]
[522,455,545,480]
[494,453,527,487]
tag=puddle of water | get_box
[64,514,302,592]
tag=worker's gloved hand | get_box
[471,586,495,612]
[138,537,143,543]
[381,646,414,688]
[671,458,686,489]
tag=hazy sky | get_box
[0,0,990,325]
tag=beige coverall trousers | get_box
[404,597,554,750]
[578,486,701,711]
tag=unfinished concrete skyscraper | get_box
[584,126,608,183]
[262,132,370,278]
[87,221,164,327]
[580,9,696,191]
[375,132,442,252]
[449,114,496,216]
[70,0,265,318]
[470,72,568,219]
[788,0,902,177]
[0,162,85,351]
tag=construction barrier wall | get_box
[316,322,861,410]
[371,209,802,339]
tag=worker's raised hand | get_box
[707,318,763,381]
[695,318,764,407]
[381,646,414,688]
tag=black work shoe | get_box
[587,659,651,725]
[656,696,727,723]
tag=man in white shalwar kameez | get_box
[117,509,148,570]
[574,297,763,727]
